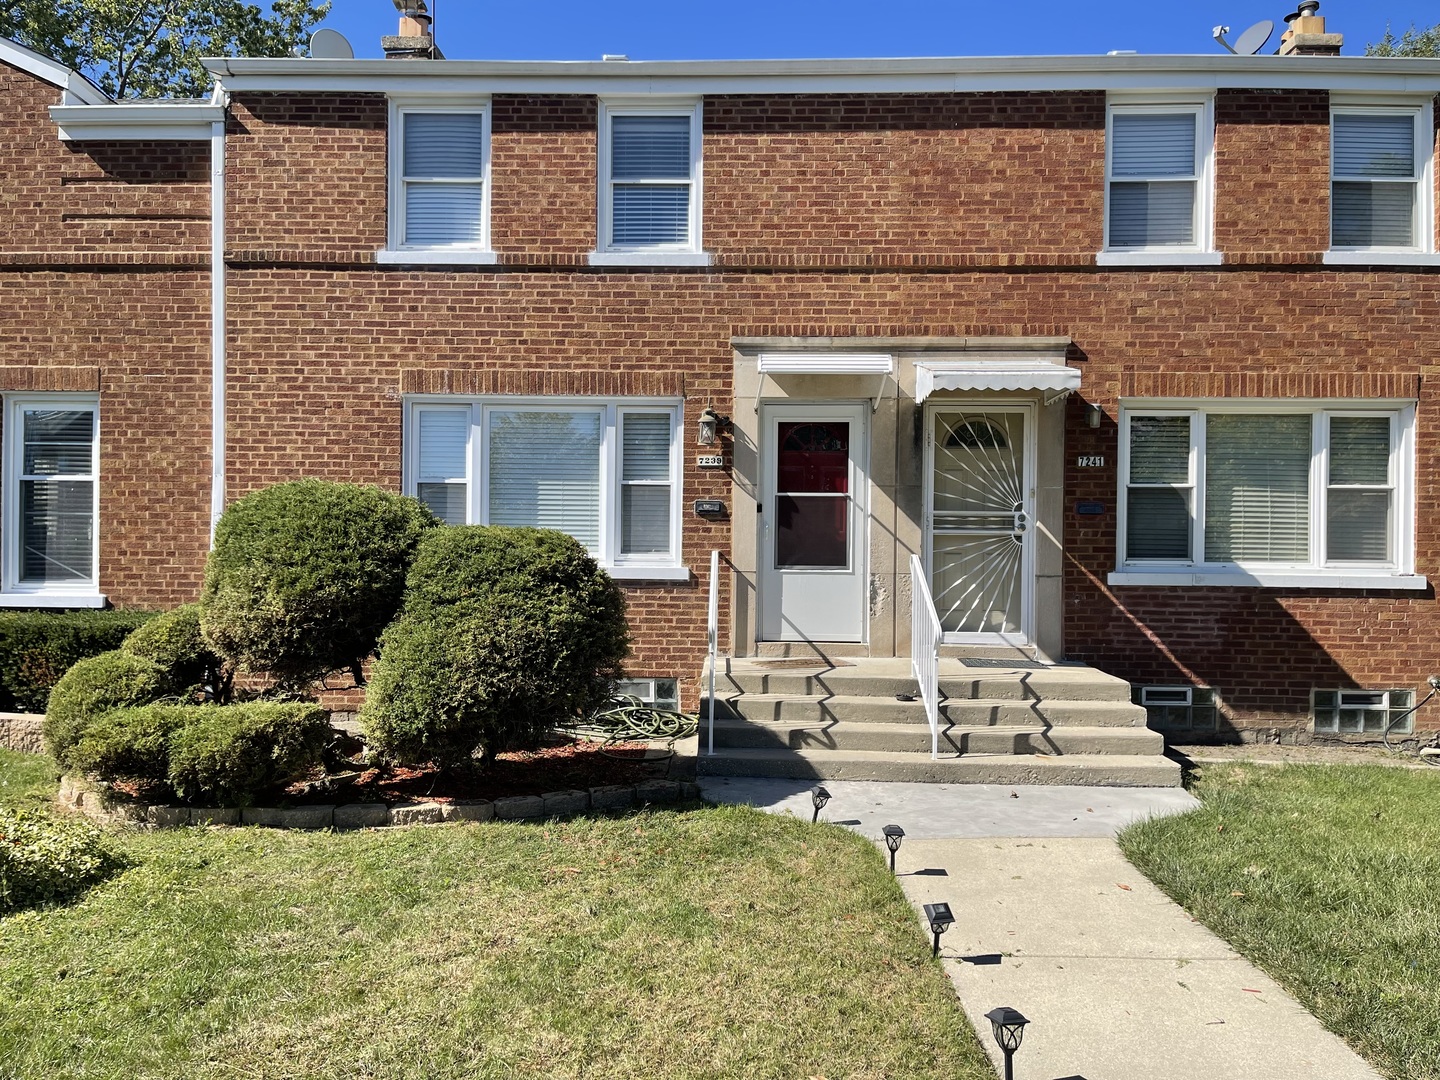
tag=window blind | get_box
[402,112,485,246]
[488,410,601,551]
[416,408,470,525]
[1109,113,1198,249]
[620,412,672,555]
[610,114,691,248]
[1327,415,1392,562]
[1127,415,1192,559]
[1332,112,1417,248]
[1111,113,1197,177]
[1204,414,1311,562]
[1333,113,1415,177]
[1331,183,1415,248]
[19,409,94,584]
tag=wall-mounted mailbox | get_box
[693,499,726,517]
[1075,501,1106,516]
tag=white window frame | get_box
[1,393,105,608]
[1312,688,1414,736]
[590,97,709,267]
[1326,95,1435,264]
[1109,399,1424,590]
[402,396,688,580]
[380,98,496,265]
[1098,95,1219,267]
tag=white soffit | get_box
[915,356,1082,404]
[50,103,225,141]
[758,353,894,375]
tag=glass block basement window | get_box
[615,678,679,712]
[1312,689,1414,735]
[1134,685,1219,732]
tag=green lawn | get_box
[0,750,991,1080]
[1120,762,1440,1080]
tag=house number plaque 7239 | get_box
[1075,455,1105,468]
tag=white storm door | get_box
[926,405,1035,646]
[759,404,868,642]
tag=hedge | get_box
[42,651,172,772]
[166,703,331,806]
[0,609,156,713]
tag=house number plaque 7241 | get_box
[1076,455,1105,467]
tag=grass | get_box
[0,750,992,1080]
[1120,761,1440,1080]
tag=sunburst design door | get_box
[925,406,1034,645]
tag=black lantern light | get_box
[984,1006,1030,1080]
[696,406,729,446]
[810,786,831,823]
[882,824,905,873]
[922,901,954,957]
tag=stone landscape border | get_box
[57,775,703,829]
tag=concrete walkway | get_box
[698,777,1383,1080]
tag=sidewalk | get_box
[698,777,1383,1080]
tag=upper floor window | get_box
[1102,99,1215,264]
[1331,102,1433,253]
[593,99,705,264]
[386,101,492,256]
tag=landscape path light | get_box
[882,824,904,873]
[921,901,954,957]
[984,1006,1030,1080]
[810,786,831,823]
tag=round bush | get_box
[0,808,118,913]
[200,481,436,688]
[43,651,171,771]
[121,604,224,695]
[68,704,195,783]
[166,703,331,806]
[362,526,629,768]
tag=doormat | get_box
[959,658,1047,669]
[745,657,857,669]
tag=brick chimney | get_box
[383,0,444,59]
[1278,1,1342,56]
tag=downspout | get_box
[209,87,228,542]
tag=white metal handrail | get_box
[910,553,941,760]
[706,549,720,756]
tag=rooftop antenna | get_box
[1213,18,1274,54]
[308,27,354,59]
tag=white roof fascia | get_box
[0,36,108,105]
[203,53,1440,97]
[50,103,226,141]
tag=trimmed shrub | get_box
[121,603,226,697]
[67,705,194,783]
[0,808,118,913]
[0,609,156,713]
[363,526,629,768]
[166,703,331,806]
[43,651,171,771]
[200,480,436,689]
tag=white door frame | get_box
[923,400,1036,647]
[758,402,869,642]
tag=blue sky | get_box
[315,1,1440,61]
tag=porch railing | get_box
[706,549,720,757]
[909,553,941,760]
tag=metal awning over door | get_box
[915,358,1082,405]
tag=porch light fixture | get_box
[1086,403,1104,429]
[984,1006,1030,1080]
[882,824,905,873]
[810,786,831,823]
[922,901,954,957]
[696,406,729,446]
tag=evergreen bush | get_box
[67,705,194,783]
[166,703,330,806]
[121,603,227,698]
[42,651,171,771]
[200,480,436,689]
[363,526,629,768]
[0,609,155,712]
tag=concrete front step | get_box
[704,717,1165,756]
[695,747,1183,787]
[702,694,1150,729]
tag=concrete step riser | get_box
[696,753,1182,788]
[706,722,1165,756]
[702,697,1150,728]
[715,672,1135,702]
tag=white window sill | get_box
[1096,250,1223,267]
[0,591,107,609]
[606,565,692,582]
[1323,251,1440,266]
[376,249,499,266]
[1108,569,1428,590]
[588,251,713,268]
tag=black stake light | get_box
[882,824,905,873]
[810,786,831,823]
[984,1006,1030,1080]
[922,901,954,957]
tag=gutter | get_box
[209,86,229,542]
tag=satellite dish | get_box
[1233,19,1274,55]
[309,28,354,60]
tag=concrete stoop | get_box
[698,657,1182,788]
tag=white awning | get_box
[757,352,894,375]
[914,357,1082,404]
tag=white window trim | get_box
[1312,687,1414,736]
[1101,94,1216,262]
[1326,96,1435,258]
[383,97,495,259]
[402,396,688,580]
[1109,398,1423,590]
[591,97,707,265]
[1,393,105,607]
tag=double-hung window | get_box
[405,399,686,578]
[593,99,706,265]
[2,395,103,606]
[1330,100,1434,256]
[1101,98,1216,264]
[385,101,492,260]
[1115,402,1421,588]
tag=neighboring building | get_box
[3,4,1440,746]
